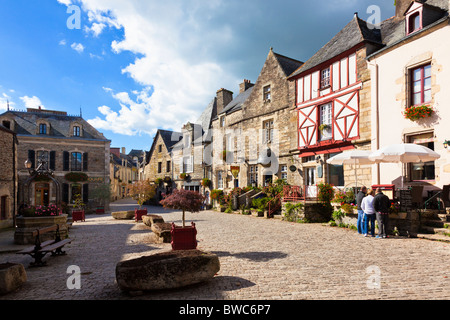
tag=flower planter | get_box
[72,210,85,222]
[0,263,27,295]
[171,222,197,251]
[96,206,105,214]
[14,214,68,245]
[135,208,148,222]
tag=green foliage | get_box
[283,202,304,223]
[252,197,269,212]
[65,172,88,182]
[332,209,346,222]
[317,183,334,203]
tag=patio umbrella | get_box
[369,143,440,187]
[327,150,375,190]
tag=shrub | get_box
[317,183,334,203]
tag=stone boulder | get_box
[111,211,135,220]
[116,250,220,292]
[151,222,172,243]
[0,263,27,295]
[142,214,165,227]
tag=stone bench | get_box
[142,214,165,228]
[111,211,135,220]
[151,223,172,243]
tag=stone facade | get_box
[0,125,18,229]
[0,108,111,213]
[211,49,303,192]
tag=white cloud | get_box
[20,96,44,109]
[77,0,240,136]
[0,93,14,112]
[71,42,85,53]
[59,39,67,46]
[57,0,72,5]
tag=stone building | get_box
[143,129,182,201]
[171,97,218,205]
[211,49,303,193]
[110,147,140,200]
[0,107,111,212]
[287,13,383,196]
[0,124,18,229]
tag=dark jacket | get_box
[356,191,366,210]
[373,192,391,214]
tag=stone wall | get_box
[0,127,17,228]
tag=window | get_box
[408,132,435,181]
[263,120,274,143]
[263,85,271,101]
[166,161,171,173]
[71,184,82,204]
[39,123,47,135]
[408,12,421,34]
[327,153,344,187]
[183,156,193,173]
[158,162,162,174]
[220,116,226,128]
[158,145,162,153]
[71,152,82,171]
[218,171,224,189]
[411,64,431,106]
[280,165,288,181]
[249,165,259,186]
[73,126,81,137]
[2,120,11,130]
[319,103,332,141]
[320,67,331,89]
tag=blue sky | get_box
[0,0,394,153]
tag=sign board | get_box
[399,189,413,211]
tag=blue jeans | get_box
[363,213,376,236]
[357,210,364,234]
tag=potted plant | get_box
[160,189,205,250]
[72,194,86,222]
[91,183,111,214]
[201,178,211,188]
[127,180,156,221]
[179,173,188,180]
[155,178,163,185]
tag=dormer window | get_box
[408,12,422,34]
[39,123,47,135]
[73,126,81,137]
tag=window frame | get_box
[71,152,83,172]
[263,85,271,102]
[263,119,274,144]
[320,67,331,89]
[410,63,432,107]
[39,123,47,135]
[319,102,333,141]
[73,126,81,137]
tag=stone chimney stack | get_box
[239,79,254,94]
[121,147,126,155]
[395,0,411,21]
[216,88,233,115]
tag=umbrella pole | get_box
[355,159,358,193]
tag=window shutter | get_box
[189,155,194,173]
[63,151,70,171]
[28,150,35,169]
[62,183,69,204]
[180,158,184,173]
[83,153,88,171]
[82,184,89,204]
[49,151,56,171]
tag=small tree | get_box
[160,189,205,227]
[127,180,156,208]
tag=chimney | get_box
[239,79,254,94]
[121,147,126,155]
[394,0,411,21]
[216,88,233,115]
[111,148,120,158]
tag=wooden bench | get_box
[16,225,73,267]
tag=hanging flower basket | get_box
[403,105,434,121]
[201,178,211,188]
[155,178,163,185]
[179,173,189,180]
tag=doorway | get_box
[35,183,50,206]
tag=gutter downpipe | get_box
[368,59,381,185]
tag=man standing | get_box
[356,186,367,235]
[373,188,391,238]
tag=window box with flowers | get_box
[403,104,434,121]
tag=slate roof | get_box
[288,15,382,78]
[219,86,254,116]
[273,52,304,77]
[0,109,109,141]
[146,129,182,164]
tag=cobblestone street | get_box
[1,198,450,301]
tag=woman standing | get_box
[361,189,376,237]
